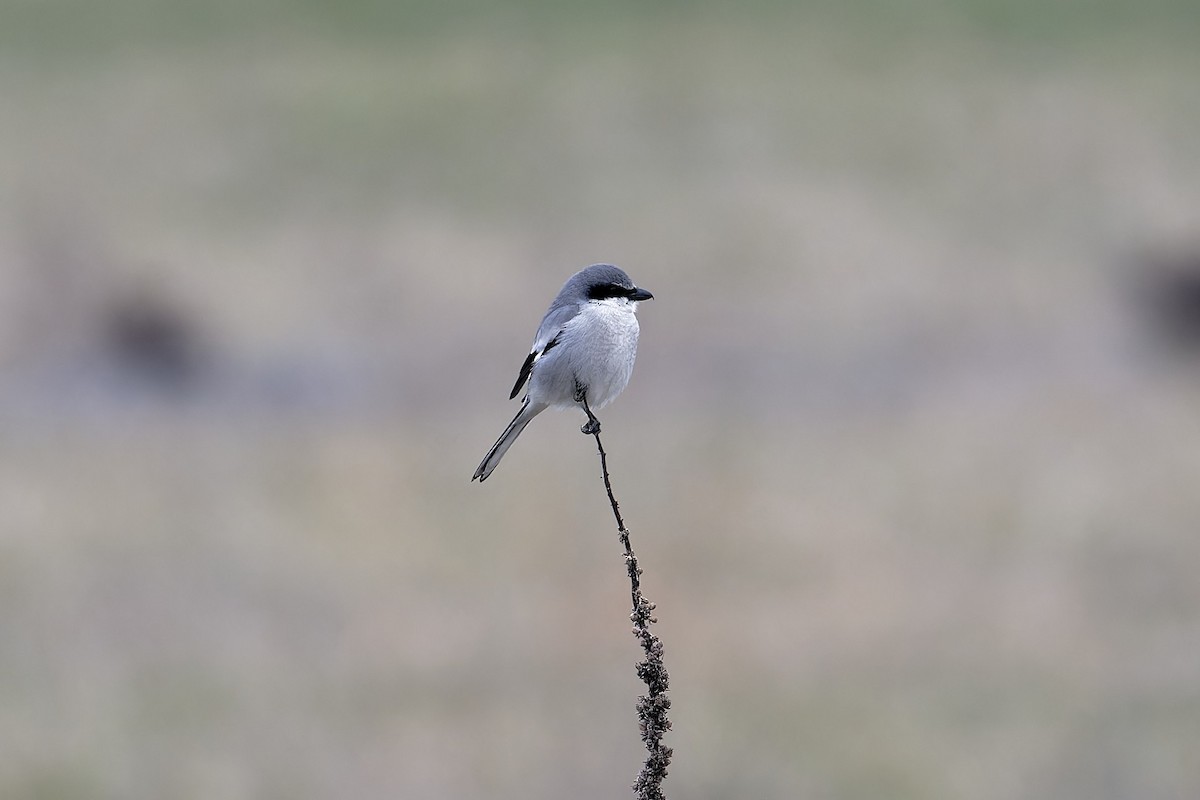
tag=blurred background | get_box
[3,1,1200,798]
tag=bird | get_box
[472,264,654,482]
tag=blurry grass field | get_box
[3,2,1200,799]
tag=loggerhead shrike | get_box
[472,264,654,482]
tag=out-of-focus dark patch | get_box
[1131,251,1200,356]
[103,290,207,393]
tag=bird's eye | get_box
[587,283,632,301]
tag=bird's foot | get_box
[574,380,601,433]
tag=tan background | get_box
[3,2,1199,798]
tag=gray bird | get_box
[472,264,654,482]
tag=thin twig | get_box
[589,427,673,800]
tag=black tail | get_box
[472,399,546,482]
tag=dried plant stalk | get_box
[587,426,672,800]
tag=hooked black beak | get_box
[629,287,654,301]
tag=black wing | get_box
[509,352,536,399]
[508,332,562,400]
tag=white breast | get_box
[529,299,641,409]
